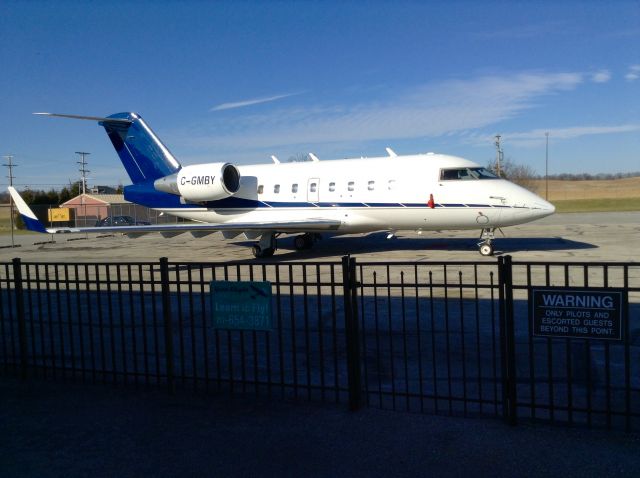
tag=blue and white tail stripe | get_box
[100,112,181,184]
[8,187,48,233]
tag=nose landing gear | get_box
[478,228,496,256]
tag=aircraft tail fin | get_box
[8,187,48,233]
[34,112,182,184]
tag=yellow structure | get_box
[48,208,70,222]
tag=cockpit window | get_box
[440,167,499,181]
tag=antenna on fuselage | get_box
[385,147,397,157]
[270,155,280,164]
[308,153,320,162]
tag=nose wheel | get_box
[478,228,496,256]
[479,242,494,256]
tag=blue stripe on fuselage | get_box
[122,185,506,212]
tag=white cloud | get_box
[480,124,640,148]
[180,71,584,155]
[210,92,303,111]
[625,64,640,82]
[591,70,611,83]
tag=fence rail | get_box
[1,256,638,431]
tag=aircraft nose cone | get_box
[531,198,556,218]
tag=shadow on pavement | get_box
[232,233,595,261]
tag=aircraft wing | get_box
[8,187,341,236]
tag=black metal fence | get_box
[1,256,638,431]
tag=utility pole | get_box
[494,135,503,177]
[545,132,549,200]
[3,155,17,247]
[75,151,90,195]
[76,151,90,228]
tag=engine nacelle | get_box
[154,163,241,202]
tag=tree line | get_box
[0,181,125,205]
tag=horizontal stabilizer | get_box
[33,112,132,124]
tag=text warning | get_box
[531,288,624,341]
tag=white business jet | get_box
[10,112,554,257]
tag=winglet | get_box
[8,187,48,233]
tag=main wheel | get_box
[262,247,275,257]
[294,235,307,251]
[479,243,494,256]
[252,245,262,258]
[294,234,314,250]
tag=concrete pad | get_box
[0,211,638,263]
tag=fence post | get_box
[12,258,28,380]
[342,255,362,411]
[159,257,175,394]
[498,255,517,426]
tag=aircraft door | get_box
[307,178,320,202]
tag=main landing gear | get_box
[252,232,278,258]
[478,228,496,256]
[293,233,320,251]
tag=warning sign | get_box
[531,288,624,341]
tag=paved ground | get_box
[1,212,639,477]
[1,212,639,263]
[2,377,640,478]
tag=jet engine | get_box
[154,163,241,202]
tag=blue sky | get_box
[1,0,639,189]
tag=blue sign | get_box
[211,281,272,330]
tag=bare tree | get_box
[487,157,537,191]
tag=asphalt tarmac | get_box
[2,212,640,477]
[2,377,640,478]
[0,212,639,263]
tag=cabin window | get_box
[439,167,498,181]
[257,185,264,194]
[310,182,317,193]
[388,180,396,190]
[329,182,336,192]
[274,184,280,193]
[348,181,355,191]
[368,180,375,191]
[292,183,298,193]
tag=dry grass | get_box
[529,177,640,201]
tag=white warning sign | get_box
[531,288,624,341]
